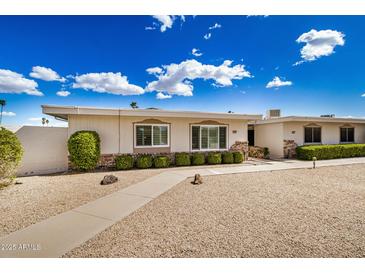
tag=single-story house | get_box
[252,115,365,158]
[11,105,365,175]
[42,105,262,166]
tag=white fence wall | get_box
[16,126,68,176]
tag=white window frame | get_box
[134,124,170,148]
[191,124,228,151]
[340,127,355,143]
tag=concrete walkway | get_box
[1,157,365,258]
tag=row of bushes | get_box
[68,130,245,170]
[296,144,365,160]
[115,151,244,170]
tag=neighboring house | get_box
[42,105,262,165]
[253,113,365,158]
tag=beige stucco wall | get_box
[254,122,284,158]
[16,126,68,176]
[68,115,248,154]
[283,121,365,145]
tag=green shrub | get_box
[175,152,191,166]
[68,131,100,171]
[136,154,153,169]
[233,151,244,163]
[192,153,205,165]
[154,156,170,168]
[0,127,23,185]
[115,154,134,170]
[296,144,365,160]
[222,152,234,164]
[263,147,270,158]
[207,152,222,165]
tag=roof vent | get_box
[320,114,335,118]
[266,109,281,119]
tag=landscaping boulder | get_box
[100,175,118,185]
[192,173,203,185]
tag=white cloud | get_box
[203,33,211,40]
[148,15,184,32]
[191,48,203,57]
[30,66,66,82]
[0,69,43,96]
[361,93,365,97]
[209,23,221,30]
[294,29,345,65]
[2,111,16,116]
[56,90,70,97]
[146,67,163,75]
[72,72,144,95]
[156,92,172,99]
[146,59,252,97]
[266,76,293,89]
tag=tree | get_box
[130,102,138,109]
[42,117,46,126]
[0,127,24,185]
[0,99,6,125]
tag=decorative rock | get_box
[283,140,297,159]
[192,174,203,185]
[229,141,249,160]
[100,175,118,185]
[248,146,267,159]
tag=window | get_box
[135,124,169,147]
[304,127,321,143]
[340,127,354,143]
[191,125,228,150]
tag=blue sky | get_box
[0,15,365,126]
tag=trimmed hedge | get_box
[192,153,205,165]
[115,155,134,170]
[233,151,244,163]
[154,156,170,168]
[222,152,234,164]
[175,152,191,166]
[136,155,153,169]
[207,152,222,165]
[296,144,365,160]
[0,127,24,185]
[68,131,100,171]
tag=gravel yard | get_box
[66,164,365,258]
[0,169,162,237]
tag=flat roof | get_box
[254,116,365,124]
[42,105,263,121]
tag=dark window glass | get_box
[219,126,227,149]
[304,127,312,143]
[348,128,354,142]
[340,128,347,142]
[136,125,152,146]
[341,127,354,142]
[313,127,321,143]
[305,127,321,143]
[192,126,200,150]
